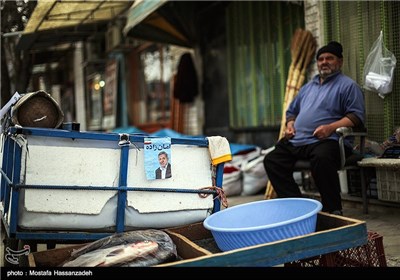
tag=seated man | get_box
[263,41,365,215]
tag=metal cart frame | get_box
[1,127,225,265]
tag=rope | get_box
[0,169,12,185]
[198,186,228,208]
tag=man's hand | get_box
[284,121,296,139]
[313,124,335,139]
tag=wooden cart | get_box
[26,212,368,267]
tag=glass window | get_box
[138,44,172,128]
[86,72,104,130]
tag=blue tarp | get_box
[112,126,147,135]
[150,128,200,139]
[112,127,259,155]
[229,143,258,155]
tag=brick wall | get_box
[304,0,323,77]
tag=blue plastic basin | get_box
[203,198,322,251]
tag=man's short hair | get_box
[158,151,168,158]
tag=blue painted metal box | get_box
[1,127,225,246]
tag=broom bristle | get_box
[291,28,303,57]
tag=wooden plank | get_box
[165,232,211,260]
[167,223,367,267]
[165,222,211,241]
[164,213,367,267]
[28,244,85,267]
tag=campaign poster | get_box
[144,137,172,180]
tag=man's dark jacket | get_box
[155,163,172,179]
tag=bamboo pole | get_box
[265,29,316,200]
[279,30,313,141]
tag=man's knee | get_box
[263,153,275,171]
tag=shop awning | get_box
[123,0,192,48]
[17,0,133,51]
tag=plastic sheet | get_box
[61,229,177,267]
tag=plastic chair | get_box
[294,127,369,213]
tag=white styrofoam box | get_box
[22,135,120,214]
[17,134,215,229]
[18,192,210,230]
[126,144,214,213]
[22,135,214,213]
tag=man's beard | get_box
[319,68,338,79]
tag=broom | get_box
[285,33,316,117]
[280,30,314,138]
[265,29,316,200]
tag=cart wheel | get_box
[3,237,19,267]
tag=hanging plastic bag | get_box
[363,31,397,99]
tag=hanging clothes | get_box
[173,53,199,103]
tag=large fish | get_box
[60,229,177,267]
[62,240,159,267]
